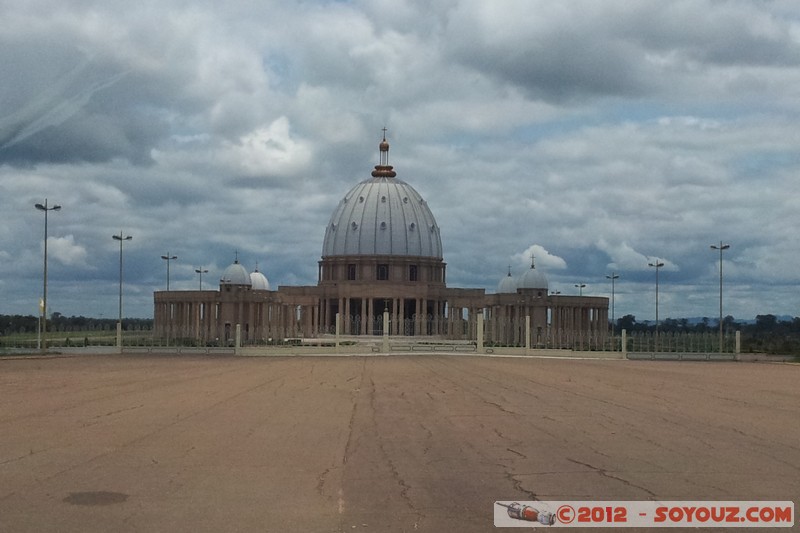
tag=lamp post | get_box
[35,199,61,353]
[161,252,177,290]
[606,272,619,336]
[574,283,586,296]
[195,267,208,290]
[648,260,665,335]
[113,232,133,350]
[710,242,730,353]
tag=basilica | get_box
[153,136,609,346]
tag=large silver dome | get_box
[321,138,442,258]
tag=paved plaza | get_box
[0,354,797,532]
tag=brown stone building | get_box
[154,136,608,346]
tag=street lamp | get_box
[574,283,586,296]
[648,260,665,334]
[161,252,177,290]
[35,199,61,353]
[113,232,133,350]
[195,267,208,290]
[606,272,620,336]
[710,242,730,353]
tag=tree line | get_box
[1,313,153,335]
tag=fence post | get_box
[621,329,627,358]
[477,311,484,352]
[235,324,241,355]
[116,322,123,354]
[735,330,741,359]
[525,315,530,356]
[335,313,340,354]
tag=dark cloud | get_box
[614,2,800,68]
[446,29,649,102]
[442,1,800,103]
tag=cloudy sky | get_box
[2,0,799,322]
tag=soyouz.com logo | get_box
[494,501,794,527]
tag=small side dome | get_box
[250,268,270,290]
[497,267,517,294]
[220,258,251,287]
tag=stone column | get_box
[415,298,423,336]
[421,298,428,335]
[525,315,530,356]
[248,302,255,342]
[371,298,377,335]
[399,298,406,336]
[344,298,350,335]
[382,310,389,353]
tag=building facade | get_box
[154,136,609,346]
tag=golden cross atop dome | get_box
[373,128,396,177]
[379,128,390,153]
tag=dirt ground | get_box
[0,354,797,532]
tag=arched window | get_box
[377,264,389,280]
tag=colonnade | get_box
[154,291,609,345]
[319,297,443,336]
[483,301,609,347]
[154,293,321,343]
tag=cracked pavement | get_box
[0,354,797,532]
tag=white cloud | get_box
[47,235,90,267]
[226,117,312,178]
[512,244,567,271]
[598,240,651,272]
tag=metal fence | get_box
[626,331,735,354]
[1,321,737,356]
